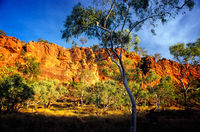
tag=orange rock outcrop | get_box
[0,35,199,84]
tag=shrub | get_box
[16,56,41,80]
[32,79,68,108]
[85,80,121,111]
[0,74,34,113]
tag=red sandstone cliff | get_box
[0,35,199,84]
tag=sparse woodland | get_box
[0,0,200,132]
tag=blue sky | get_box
[0,0,200,59]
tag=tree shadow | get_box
[0,110,199,132]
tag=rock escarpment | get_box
[0,35,199,84]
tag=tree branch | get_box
[120,1,131,58]
[176,0,191,9]
[104,0,116,28]
[127,14,165,37]
[96,23,111,33]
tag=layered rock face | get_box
[0,35,199,84]
[0,35,98,82]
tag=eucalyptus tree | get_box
[169,38,200,109]
[154,53,162,62]
[62,0,195,131]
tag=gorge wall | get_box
[0,35,199,84]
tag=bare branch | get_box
[176,0,191,9]
[96,23,111,33]
[109,31,121,61]
[127,14,165,37]
[119,1,131,59]
[121,1,131,32]
[104,0,116,28]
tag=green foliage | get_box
[169,38,200,109]
[38,38,53,44]
[0,74,34,113]
[0,29,7,36]
[38,38,43,42]
[61,2,195,130]
[124,58,134,66]
[110,61,118,70]
[148,75,176,108]
[32,79,68,108]
[101,64,121,81]
[0,66,18,77]
[62,2,108,42]
[16,56,41,80]
[181,76,200,106]
[62,1,194,48]
[129,81,149,106]
[85,80,121,110]
[80,69,98,85]
[102,67,110,76]
[97,60,107,66]
[169,38,200,64]
[145,70,160,87]
[71,70,98,107]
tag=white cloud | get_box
[137,1,200,59]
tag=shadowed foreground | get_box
[0,110,200,132]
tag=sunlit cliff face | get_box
[0,35,199,84]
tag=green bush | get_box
[32,79,68,108]
[147,75,176,109]
[85,80,121,111]
[0,74,34,113]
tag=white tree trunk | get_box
[110,55,137,132]
[123,75,137,132]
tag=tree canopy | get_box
[169,38,200,109]
[62,0,195,48]
[62,0,195,132]
[0,74,34,113]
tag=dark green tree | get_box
[62,1,195,131]
[169,38,200,109]
[0,74,34,113]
